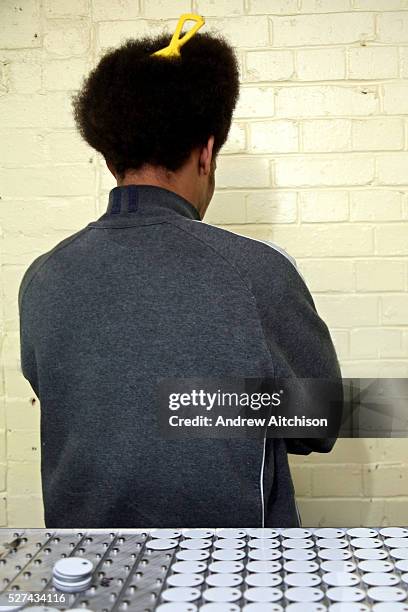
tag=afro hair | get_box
[71,29,240,180]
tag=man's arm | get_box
[253,244,343,455]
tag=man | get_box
[18,19,341,527]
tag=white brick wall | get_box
[0,0,407,528]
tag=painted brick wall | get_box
[0,0,407,527]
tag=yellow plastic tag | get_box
[151,13,205,59]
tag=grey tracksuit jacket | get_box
[18,184,341,528]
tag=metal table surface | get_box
[1,528,408,611]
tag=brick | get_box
[0,197,95,233]
[2,265,26,332]
[0,464,5,492]
[290,465,312,497]
[341,360,408,377]
[376,440,408,463]
[0,432,5,464]
[97,20,170,51]
[205,191,246,225]
[314,294,378,327]
[92,0,141,20]
[291,438,378,465]
[350,189,403,221]
[6,61,42,94]
[382,295,408,325]
[330,330,349,360]
[246,224,373,257]
[297,498,364,527]
[312,464,363,497]
[6,399,40,431]
[222,123,246,154]
[399,47,408,78]
[0,497,6,527]
[43,58,89,91]
[376,225,408,256]
[43,131,94,163]
[352,118,404,151]
[45,0,89,17]
[296,48,346,81]
[248,0,298,13]
[297,259,354,291]
[376,153,408,185]
[301,0,351,10]
[142,0,193,18]
[0,398,5,430]
[2,332,39,397]
[274,155,375,187]
[196,0,244,16]
[383,498,408,526]
[7,462,42,496]
[235,87,275,118]
[6,496,44,527]
[47,91,80,129]
[353,0,408,8]
[275,85,379,118]
[216,156,270,188]
[302,120,351,152]
[377,11,408,43]
[0,167,95,198]
[363,464,408,497]
[350,328,405,358]
[299,190,349,222]
[0,0,41,49]
[7,430,40,462]
[2,233,74,266]
[355,260,406,291]
[246,190,297,223]
[249,120,298,153]
[0,95,47,128]
[245,50,294,82]
[0,130,47,166]
[383,83,408,114]
[200,16,270,48]
[348,46,399,80]
[44,20,90,57]
[271,13,375,46]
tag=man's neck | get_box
[117,176,206,219]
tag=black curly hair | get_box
[71,29,240,180]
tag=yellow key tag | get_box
[151,13,205,59]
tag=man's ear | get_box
[200,135,215,175]
[105,159,117,179]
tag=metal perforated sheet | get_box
[1,529,408,610]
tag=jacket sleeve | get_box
[254,245,343,456]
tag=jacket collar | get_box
[91,184,201,227]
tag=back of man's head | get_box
[71,29,240,183]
